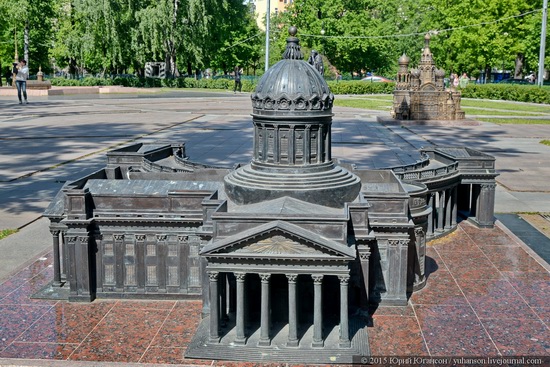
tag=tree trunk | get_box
[514,53,524,79]
[69,58,77,79]
[24,22,29,65]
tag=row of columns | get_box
[458,183,497,227]
[253,123,331,165]
[426,185,458,237]
[207,271,350,348]
[50,228,68,287]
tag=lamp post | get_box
[320,26,325,55]
[12,28,18,87]
[265,0,270,72]
[538,0,548,87]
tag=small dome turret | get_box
[251,27,334,118]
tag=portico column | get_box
[476,183,496,227]
[208,271,219,342]
[445,188,452,230]
[259,273,271,346]
[61,230,68,281]
[471,184,480,217]
[220,273,228,326]
[235,272,246,345]
[51,230,62,287]
[437,190,445,232]
[358,246,371,308]
[312,274,324,347]
[338,275,350,348]
[286,274,299,347]
[427,193,434,236]
[451,186,458,226]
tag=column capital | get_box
[388,239,409,247]
[50,230,60,236]
[135,234,146,242]
[235,272,246,282]
[207,271,219,281]
[113,234,124,241]
[312,274,324,284]
[286,274,298,283]
[338,274,350,285]
[259,273,271,282]
[359,250,371,261]
[481,183,496,191]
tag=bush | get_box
[461,84,550,104]
[47,76,550,104]
[327,80,395,95]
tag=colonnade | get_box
[207,271,351,348]
[426,185,458,238]
[50,226,68,287]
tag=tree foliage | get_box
[0,0,547,79]
[279,0,546,78]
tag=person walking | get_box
[233,65,242,93]
[452,73,459,89]
[459,72,469,88]
[14,59,29,104]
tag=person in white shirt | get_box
[15,59,29,104]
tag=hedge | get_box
[49,77,550,104]
[461,84,550,104]
[326,80,395,94]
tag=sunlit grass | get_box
[0,229,18,240]
[461,99,550,113]
[334,98,392,110]
[461,107,548,116]
[477,118,550,124]
[541,140,550,146]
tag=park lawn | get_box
[334,98,392,111]
[477,117,550,124]
[335,97,550,115]
[0,228,18,240]
[355,94,393,100]
[461,99,550,113]
[461,107,548,116]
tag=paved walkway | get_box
[0,90,549,366]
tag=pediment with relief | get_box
[201,220,355,260]
[233,234,323,255]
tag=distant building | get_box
[391,33,465,121]
[253,0,292,30]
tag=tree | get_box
[0,0,55,73]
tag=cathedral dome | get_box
[250,27,334,118]
[398,53,410,65]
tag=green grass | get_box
[477,118,550,124]
[461,99,550,113]
[352,94,393,100]
[334,96,550,122]
[541,140,550,146]
[0,228,18,240]
[334,98,393,111]
[461,107,548,116]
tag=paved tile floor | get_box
[0,220,548,365]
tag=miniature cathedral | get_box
[43,27,496,364]
[391,33,465,120]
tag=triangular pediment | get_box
[201,221,355,260]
